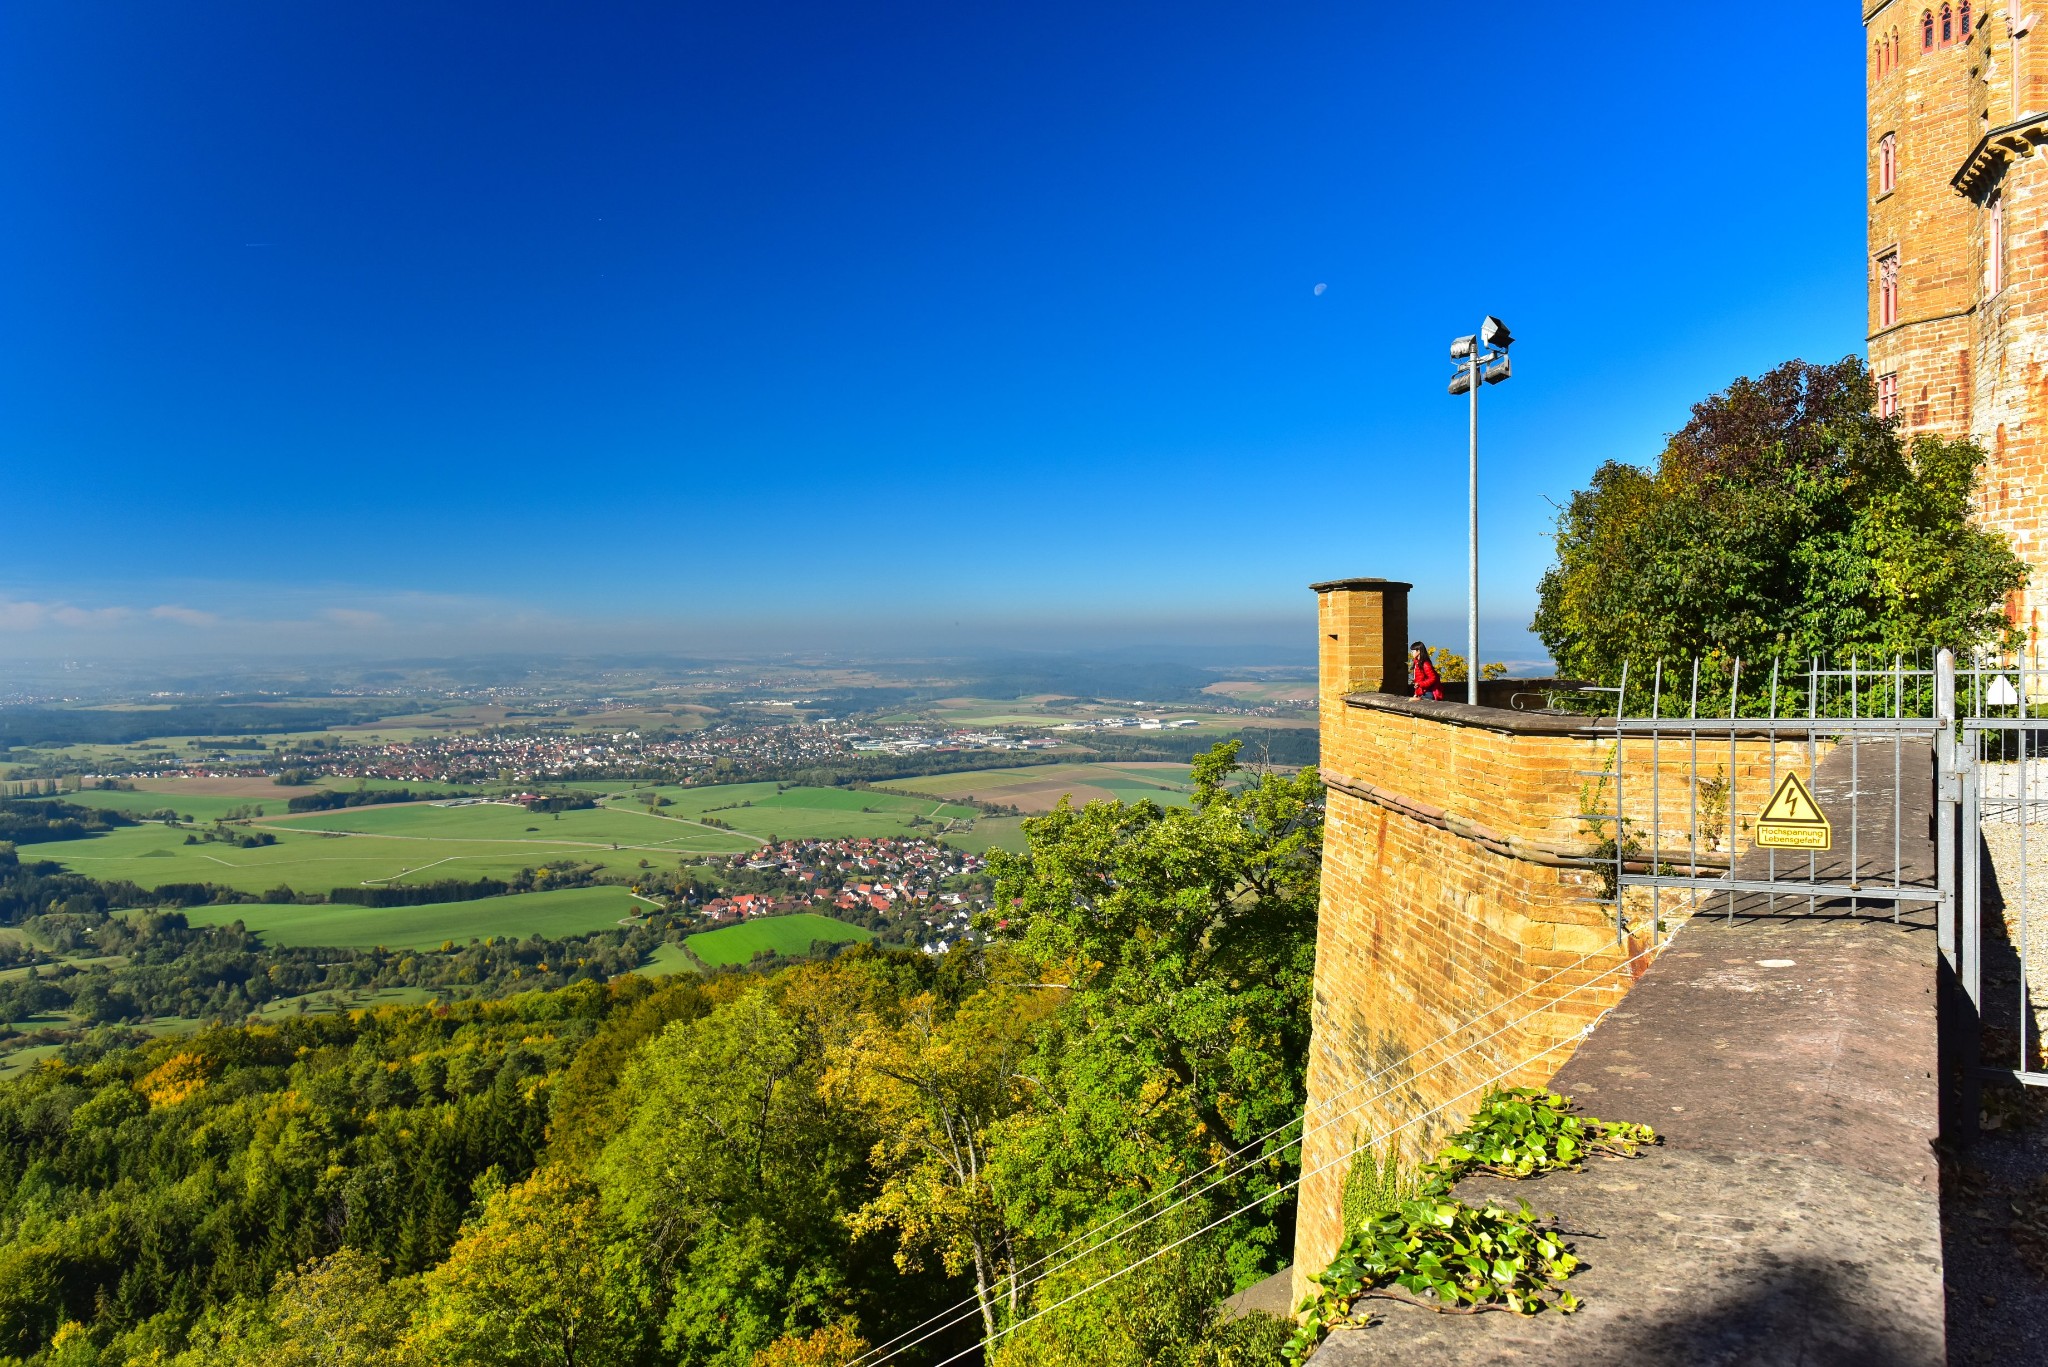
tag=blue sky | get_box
[0,2,1868,663]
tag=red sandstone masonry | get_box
[1869,3,2048,646]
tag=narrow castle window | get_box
[1880,251,1901,327]
[1879,372,1900,418]
[1941,3,1953,45]
[1989,193,2005,294]
[1880,133,1897,193]
[1961,1,1972,39]
[1924,9,1936,48]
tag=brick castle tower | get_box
[1867,1,2048,646]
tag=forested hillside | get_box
[0,743,1311,1366]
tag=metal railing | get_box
[1568,647,2048,1089]
[1582,655,1951,950]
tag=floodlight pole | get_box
[1466,347,1480,707]
[1446,317,1512,707]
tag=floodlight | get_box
[1450,335,1476,359]
[1448,371,1474,396]
[1480,316,1513,349]
[1483,356,1511,385]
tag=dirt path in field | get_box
[225,826,740,859]
[596,800,770,845]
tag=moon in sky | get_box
[1313,282,1327,296]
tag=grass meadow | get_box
[178,886,640,949]
[876,761,1197,813]
[22,783,979,896]
[685,913,872,967]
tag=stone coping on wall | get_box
[1342,689,1859,742]
[1341,690,1608,736]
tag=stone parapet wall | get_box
[1323,692,1817,874]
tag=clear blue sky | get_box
[0,2,1867,663]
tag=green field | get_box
[36,788,290,823]
[19,782,982,897]
[685,913,872,967]
[179,885,641,949]
[12,806,747,895]
[567,782,981,840]
[638,942,696,977]
[876,762,1197,812]
[929,816,1028,854]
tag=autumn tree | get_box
[832,973,1059,1344]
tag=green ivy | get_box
[1433,1087,1658,1180]
[1281,1088,1657,1362]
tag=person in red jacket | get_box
[1410,641,1443,700]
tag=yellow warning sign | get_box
[1755,772,1831,850]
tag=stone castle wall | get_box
[1867,2,2048,645]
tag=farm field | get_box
[16,782,983,896]
[1203,679,1318,705]
[11,803,752,894]
[935,816,1027,854]
[572,782,981,841]
[638,942,696,977]
[877,761,1198,813]
[685,913,872,967]
[179,886,640,949]
[17,787,284,823]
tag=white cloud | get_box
[322,608,386,629]
[48,605,132,628]
[149,605,218,628]
[0,599,48,630]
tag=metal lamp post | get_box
[1447,316,1513,705]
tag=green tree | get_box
[984,742,1322,1301]
[174,1248,419,1367]
[1532,356,2027,683]
[594,985,874,1364]
[410,1166,642,1367]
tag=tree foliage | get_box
[411,1166,644,1367]
[1532,356,2028,682]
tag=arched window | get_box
[1924,9,1936,49]
[1881,132,1897,193]
[1961,1,1972,39]
[1941,3,1953,45]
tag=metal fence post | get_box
[1936,649,1957,971]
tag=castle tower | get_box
[1868,2,2048,646]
